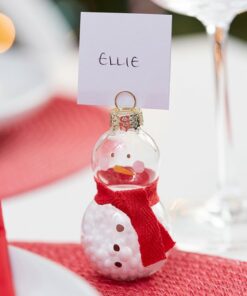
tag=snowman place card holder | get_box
[78,12,174,281]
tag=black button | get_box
[114,262,122,268]
[113,244,120,252]
[116,224,124,232]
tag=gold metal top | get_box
[111,91,143,131]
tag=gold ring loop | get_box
[114,91,136,109]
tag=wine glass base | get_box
[170,198,247,257]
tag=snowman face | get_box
[102,144,145,176]
[93,129,159,184]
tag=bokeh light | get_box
[0,13,15,53]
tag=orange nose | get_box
[113,165,134,176]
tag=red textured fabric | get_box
[13,242,247,296]
[0,98,108,199]
[95,179,175,267]
[0,202,15,296]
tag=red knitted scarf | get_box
[94,179,175,267]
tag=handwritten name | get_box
[98,52,139,68]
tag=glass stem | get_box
[207,25,237,199]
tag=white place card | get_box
[78,12,172,109]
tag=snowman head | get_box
[92,129,160,186]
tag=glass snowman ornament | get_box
[81,92,175,281]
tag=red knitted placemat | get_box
[13,243,247,296]
[0,98,108,199]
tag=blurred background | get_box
[1,0,247,255]
[53,0,247,38]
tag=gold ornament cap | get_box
[111,91,143,131]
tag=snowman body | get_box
[82,199,167,281]
[81,104,174,280]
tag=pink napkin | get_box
[0,97,109,199]
[0,202,15,296]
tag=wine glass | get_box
[151,0,247,253]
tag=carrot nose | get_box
[113,165,134,176]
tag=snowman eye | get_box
[111,152,115,158]
[127,154,131,158]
